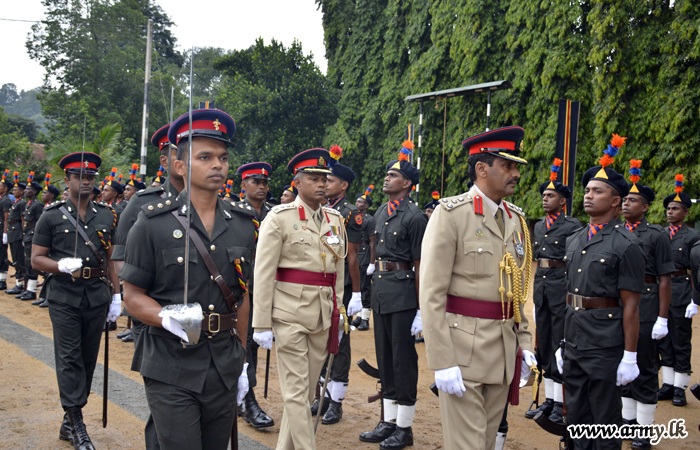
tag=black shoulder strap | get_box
[58,205,105,266]
[170,210,238,311]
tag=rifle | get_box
[102,321,108,427]
[357,359,383,421]
[314,353,334,433]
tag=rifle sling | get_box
[59,206,105,267]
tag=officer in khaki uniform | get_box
[253,148,346,450]
[420,126,535,450]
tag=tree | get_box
[213,38,339,196]
[0,84,20,107]
[0,107,46,177]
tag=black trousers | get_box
[48,296,108,409]
[23,242,39,280]
[360,263,372,309]
[621,321,658,404]
[0,240,8,272]
[322,285,352,384]
[658,304,693,373]
[144,361,237,450]
[10,240,24,280]
[245,304,259,387]
[564,344,623,450]
[373,308,418,405]
[533,272,567,384]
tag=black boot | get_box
[0,280,7,290]
[6,284,23,295]
[672,387,687,406]
[525,398,554,419]
[360,421,397,443]
[357,319,370,331]
[321,399,343,424]
[380,426,413,450]
[548,402,564,424]
[59,413,72,441]
[691,383,700,401]
[351,315,362,327]
[657,383,674,401]
[31,297,44,305]
[19,290,37,301]
[242,390,274,428]
[116,329,131,339]
[107,321,117,331]
[39,298,49,308]
[310,396,330,416]
[66,407,96,450]
[631,426,652,450]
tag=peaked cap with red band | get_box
[59,152,101,175]
[461,126,528,165]
[168,109,236,146]
[151,124,174,151]
[237,162,273,180]
[287,148,332,175]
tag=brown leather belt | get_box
[539,258,566,268]
[360,240,370,245]
[203,311,238,336]
[567,293,619,310]
[671,269,689,277]
[377,260,412,271]
[55,266,108,279]
[644,275,657,284]
[8,220,19,225]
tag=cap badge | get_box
[213,119,221,131]
[261,168,267,175]
[318,156,325,166]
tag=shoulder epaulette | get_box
[231,200,258,217]
[271,203,297,214]
[646,223,665,233]
[323,206,342,216]
[141,197,178,218]
[505,201,525,217]
[136,185,165,197]
[613,223,638,241]
[96,201,114,211]
[44,200,66,211]
[438,195,471,211]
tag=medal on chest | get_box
[514,231,524,257]
[326,225,343,245]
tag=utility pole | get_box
[139,19,153,176]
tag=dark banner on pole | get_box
[555,100,580,214]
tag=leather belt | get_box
[360,240,370,245]
[644,275,657,284]
[566,293,619,310]
[671,269,689,277]
[377,260,412,271]
[538,258,565,268]
[446,295,513,320]
[55,266,108,279]
[8,220,19,225]
[203,311,238,336]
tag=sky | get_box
[0,0,327,93]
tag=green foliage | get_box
[213,38,339,198]
[0,107,46,178]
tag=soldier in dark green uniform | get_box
[526,159,581,424]
[111,123,183,450]
[657,174,699,407]
[620,159,674,450]
[32,151,122,450]
[101,168,126,220]
[315,146,363,424]
[123,164,147,201]
[32,180,61,307]
[280,183,298,204]
[235,161,275,429]
[0,171,13,290]
[18,174,44,300]
[5,173,26,295]
[423,191,441,220]
[121,109,255,450]
[359,141,427,450]
[557,135,645,450]
[353,185,375,331]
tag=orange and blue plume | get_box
[364,185,374,196]
[130,163,139,180]
[675,174,684,194]
[550,158,562,181]
[45,173,52,187]
[157,165,164,177]
[118,174,123,183]
[13,172,19,184]
[27,171,35,184]
[2,169,9,181]
[599,133,626,168]
[628,160,642,184]
[109,167,117,182]
[399,140,414,161]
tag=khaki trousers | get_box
[438,379,509,450]
[273,318,328,450]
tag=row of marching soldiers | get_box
[3,104,699,450]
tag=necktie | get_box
[625,221,641,232]
[546,212,561,230]
[588,223,607,241]
[388,199,401,216]
[669,224,681,239]
[495,208,505,236]
[314,211,322,228]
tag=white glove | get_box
[532,305,536,325]
[106,293,122,322]
[555,347,564,374]
[616,351,640,386]
[366,263,375,276]
[253,331,274,350]
[2,233,6,244]
[685,300,698,319]
[161,314,189,342]
[348,292,363,316]
[651,316,668,340]
[434,366,466,397]
[57,257,83,274]
[521,350,537,379]
[411,310,422,336]
[237,363,249,406]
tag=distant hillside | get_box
[1,84,47,133]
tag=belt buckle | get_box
[208,312,221,334]
[570,294,584,310]
[377,261,386,272]
[82,267,92,279]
